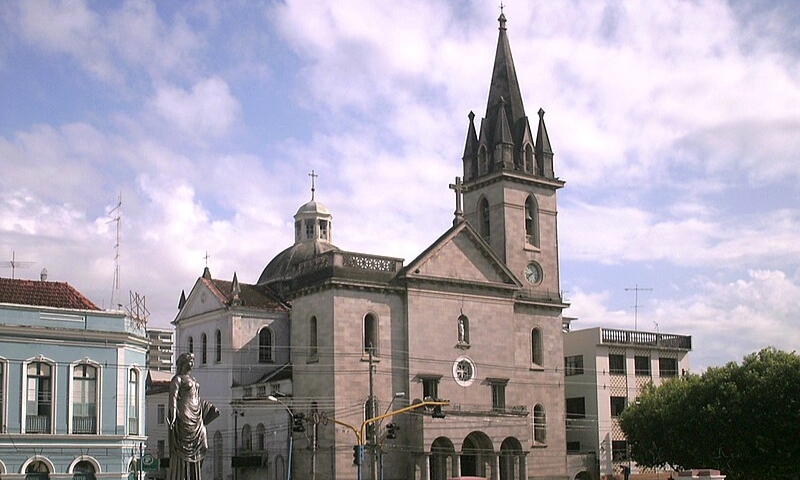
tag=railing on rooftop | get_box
[290,251,403,278]
[601,328,692,350]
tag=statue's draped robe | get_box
[167,374,218,480]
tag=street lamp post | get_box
[232,409,244,480]
[268,393,294,480]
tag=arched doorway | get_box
[430,437,455,480]
[460,431,494,478]
[72,460,96,480]
[25,460,51,480]
[575,472,593,480]
[499,437,524,480]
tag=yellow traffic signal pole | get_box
[326,400,450,480]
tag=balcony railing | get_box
[26,415,51,433]
[601,328,692,350]
[73,416,97,434]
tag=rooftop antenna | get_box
[127,290,149,331]
[1,251,35,279]
[108,193,122,308]
[625,284,653,331]
[308,169,318,200]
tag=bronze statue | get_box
[167,353,219,480]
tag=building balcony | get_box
[73,415,97,434]
[26,414,51,433]
[600,328,692,350]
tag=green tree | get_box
[619,348,800,480]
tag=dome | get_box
[257,239,340,286]
[296,199,330,216]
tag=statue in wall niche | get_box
[167,353,220,480]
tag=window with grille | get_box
[564,355,584,376]
[609,354,626,375]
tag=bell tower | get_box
[461,12,565,299]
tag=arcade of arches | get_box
[420,432,526,480]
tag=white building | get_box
[146,327,174,372]
[563,327,692,480]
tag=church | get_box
[172,12,570,480]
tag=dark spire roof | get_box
[484,13,526,149]
[535,108,553,155]
[0,277,99,310]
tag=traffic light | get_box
[386,422,398,439]
[432,405,446,419]
[352,445,364,465]
[292,413,306,432]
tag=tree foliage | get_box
[619,347,800,480]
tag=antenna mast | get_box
[108,193,122,308]
[625,284,653,331]
[1,251,35,279]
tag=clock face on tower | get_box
[525,262,542,285]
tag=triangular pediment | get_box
[173,277,228,323]
[401,221,520,289]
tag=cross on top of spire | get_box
[308,170,318,200]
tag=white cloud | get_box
[150,77,241,138]
[12,0,201,85]
[561,201,800,268]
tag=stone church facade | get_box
[173,12,569,480]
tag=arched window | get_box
[478,146,489,175]
[72,460,96,480]
[533,404,547,444]
[256,423,266,451]
[457,315,470,345]
[479,198,490,239]
[524,143,534,173]
[531,328,543,367]
[364,314,378,356]
[215,330,222,363]
[72,363,98,434]
[201,333,208,364]
[258,328,273,363]
[25,361,54,433]
[128,369,139,435]
[187,336,194,355]
[25,460,51,480]
[242,424,252,451]
[309,316,318,359]
[524,196,539,247]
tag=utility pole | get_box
[368,348,376,480]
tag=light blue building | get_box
[0,276,149,480]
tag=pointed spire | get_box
[231,272,242,306]
[535,108,554,177]
[462,111,478,181]
[484,12,525,149]
[202,266,212,279]
[178,290,187,310]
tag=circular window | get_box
[453,356,476,387]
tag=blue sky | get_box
[2,0,799,371]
